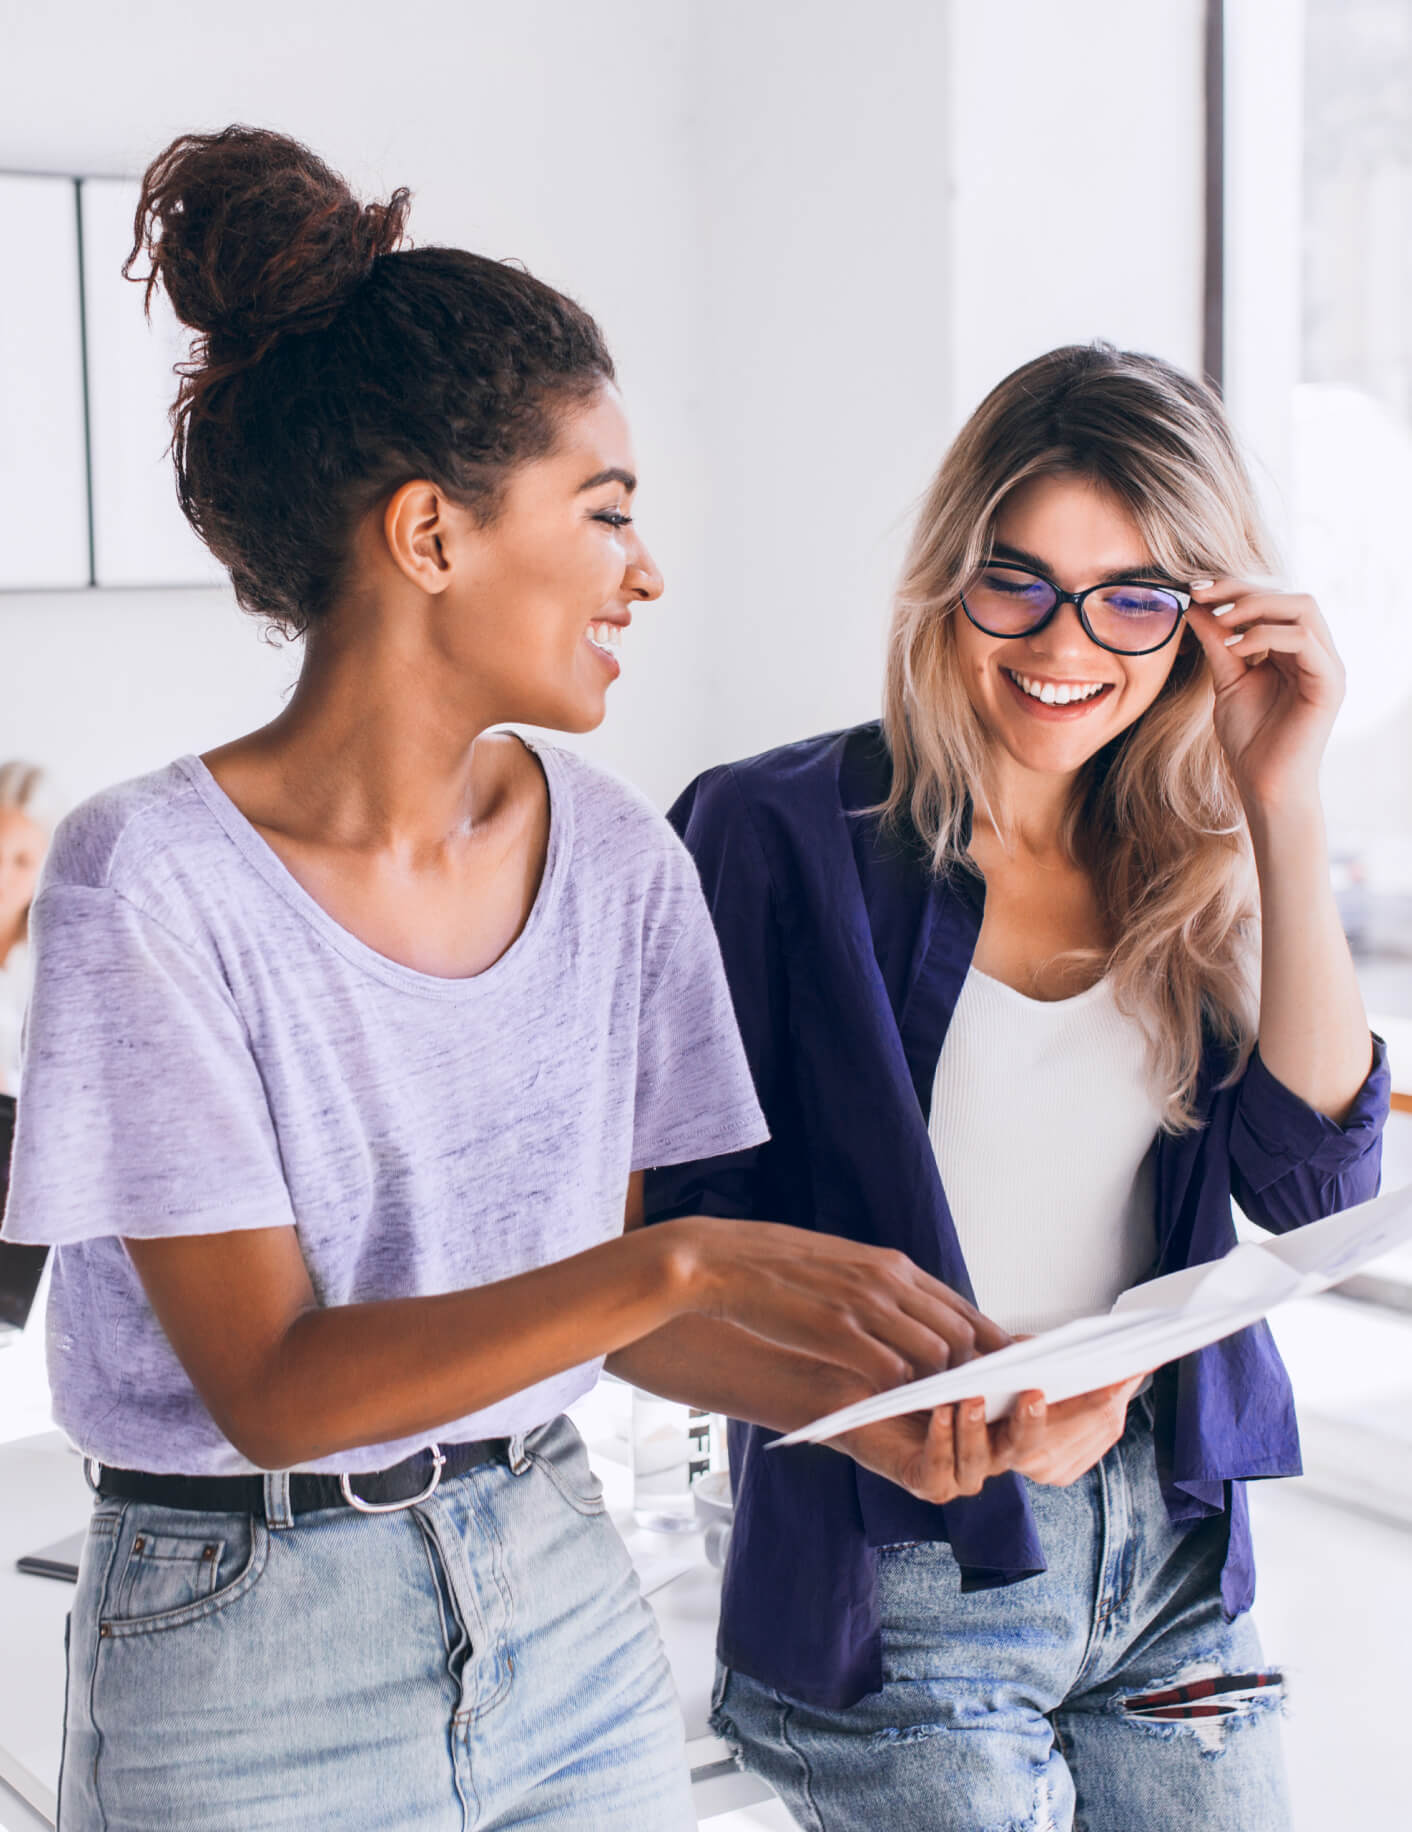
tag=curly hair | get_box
[126,126,616,637]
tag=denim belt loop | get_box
[508,1433,531,1475]
[262,1470,296,1530]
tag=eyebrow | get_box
[988,542,1173,586]
[576,467,637,495]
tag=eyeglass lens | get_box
[964,565,1183,654]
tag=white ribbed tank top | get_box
[928,968,1163,1337]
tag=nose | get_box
[1028,598,1097,656]
[624,537,664,603]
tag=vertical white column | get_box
[1222,0,1305,552]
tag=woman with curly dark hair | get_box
[0,128,1000,1830]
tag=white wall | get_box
[688,1,955,760]
[689,0,1208,769]
[947,0,1207,413]
[0,0,1210,812]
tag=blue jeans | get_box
[712,1404,1291,1832]
[58,1415,694,1830]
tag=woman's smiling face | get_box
[368,383,665,739]
[953,472,1190,785]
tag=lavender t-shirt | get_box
[1,742,767,1475]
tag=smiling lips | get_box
[1004,667,1114,709]
[587,619,625,665]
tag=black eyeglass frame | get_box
[960,562,1193,658]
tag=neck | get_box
[213,614,504,853]
[975,753,1084,859]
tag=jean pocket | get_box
[100,1511,268,1638]
[528,1421,607,1517]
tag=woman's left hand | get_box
[1184,582,1345,815]
[993,1374,1150,1487]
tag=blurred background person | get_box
[0,760,57,1332]
[0,759,56,1098]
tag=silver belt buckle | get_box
[339,1443,445,1515]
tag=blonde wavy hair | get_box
[883,344,1273,1131]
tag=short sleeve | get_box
[1,884,297,1246]
[644,764,787,1223]
[630,843,768,1172]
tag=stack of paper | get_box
[774,1180,1412,1447]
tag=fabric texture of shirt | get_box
[929,967,1162,1335]
[2,742,767,1475]
[645,721,1389,1708]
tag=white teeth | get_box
[1008,670,1106,706]
[588,621,622,653]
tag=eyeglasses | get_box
[960,562,1191,657]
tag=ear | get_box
[382,480,457,594]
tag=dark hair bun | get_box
[127,124,409,358]
[129,123,613,637]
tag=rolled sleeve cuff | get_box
[1231,1033,1390,1197]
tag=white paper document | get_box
[773,1180,1412,1448]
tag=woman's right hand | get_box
[660,1214,1010,1393]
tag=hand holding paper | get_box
[773,1180,1412,1449]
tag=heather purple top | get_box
[2,741,766,1475]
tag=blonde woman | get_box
[629,345,1387,1830]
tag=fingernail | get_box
[1190,577,1214,590]
[1224,632,1243,647]
[1026,1399,1043,1417]
[1212,601,1234,616]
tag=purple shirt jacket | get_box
[645,722,1390,1709]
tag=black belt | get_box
[92,1439,512,1517]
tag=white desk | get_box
[0,1435,86,1829]
[0,1433,770,1828]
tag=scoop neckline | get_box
[176,735,570,1001]
[968,964,1112,1010]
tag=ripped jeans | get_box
[711,1401,1291,1832]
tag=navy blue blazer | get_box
[646,722,1389,1708]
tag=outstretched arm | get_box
[609,1177,1142,1500]
[126,1177,994,1471]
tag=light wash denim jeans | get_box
[58,1415,694,1830]
[712,1400,1291,1832]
